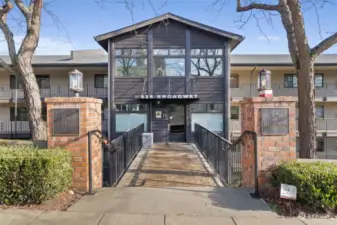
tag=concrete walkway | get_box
[2,143,336,224]
[2,207,337,225]
[118,143,219,187]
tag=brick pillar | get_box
[240,97,297,190]
[45,97,103,192]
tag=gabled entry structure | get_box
[95,13,244,142]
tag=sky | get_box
[1,0,337,55]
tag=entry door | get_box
[168,104,185,142]
[152,102,169,143]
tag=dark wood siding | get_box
[152,20,186,47]
[153,77,185,95]
[114,28,148,48]
[190,27,224,47]
[152,105,169,142]
[114,78,147,102]
[192,77,224,102]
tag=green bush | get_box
[272,161,337,210]
[0,147,72,205]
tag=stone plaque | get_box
[53,108,80,136]
[261,108,289,135]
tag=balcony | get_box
[231,83,337,99]
[231,119,337,136]
[0,85,108,100]
[0,120,109,139]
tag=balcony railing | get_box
[0,120,109,138]
[0,85,108,99]
[231,83,337,98]
[231,118,337,133]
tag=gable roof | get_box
[94,12,244,51]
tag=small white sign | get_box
[280,184,297,200]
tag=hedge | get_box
[272,161,337,210]
[0,147,72,205]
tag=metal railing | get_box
[88,124,144,188]
[194,124,257,191]
[0,84,108,99]
[231,83,337,98]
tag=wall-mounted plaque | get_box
[261,108,289,136]
[155,111,162,119]
[53,108,80,136]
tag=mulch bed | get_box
[0,191,83,211]
[261,187,337,219]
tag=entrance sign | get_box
[155,111,162,119]
[53,108,80,136]
[136,94,199,100]
[280,184,297,200]
[261,108,289,135]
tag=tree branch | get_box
[311,32,337,57]
[236,0,279,12]
[14,0,31,20]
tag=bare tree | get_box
[234,0,337,158]
[0,0,46,141]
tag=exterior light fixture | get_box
[69,69,83,97]
[257,69,273,97]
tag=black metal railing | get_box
[88,124,144,190]
[194,124,258,194]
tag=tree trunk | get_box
[297,58,316,158]
[15,55,46,140]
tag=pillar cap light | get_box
[69,69,83,96]
[258,68,273,97]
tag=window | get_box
[191,113,223,132]
[10,107,28,121]
[102,101,108,120]
[154,58,185,77]
[36,75,50,89]
[191,48,223,77]
[190,104,223,112]
[116,114,147,132]
[95,74,108,88]
[284,74,298,88]
[284,74,324,88]
[191,103,223,132]
[10,75,50,89]
[153,48,185,77]
[316,105,324,119]
[231,106,240,120]
[116,58,147,77]
[10,75,23,89]
[315,74,324,88]
[115,104,147,112]
[116,48,147,77]
[316,138,324,152]
[231,75,239,88]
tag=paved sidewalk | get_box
[2,208,337,225]
[118,143,219,187]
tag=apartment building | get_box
[0,13,336,159]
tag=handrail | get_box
[194,123,259,197]
[87,123,144,193]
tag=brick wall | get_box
[240,97,297,190]
[45,97,103,192]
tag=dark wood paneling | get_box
[192,77,224,102]
[114,28,148,48]
[114,78,147,102]
[190,27,225,47]
[152,20,186,47]
[153,78,185,95]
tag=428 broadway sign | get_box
[136,94,199,99]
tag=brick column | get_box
[45,97,103,192]
[240,97,297,190]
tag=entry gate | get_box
[194,123,257,187]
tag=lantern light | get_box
[257,69,273,97]
[69,69,83,97]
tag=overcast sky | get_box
[0,0,336,55]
